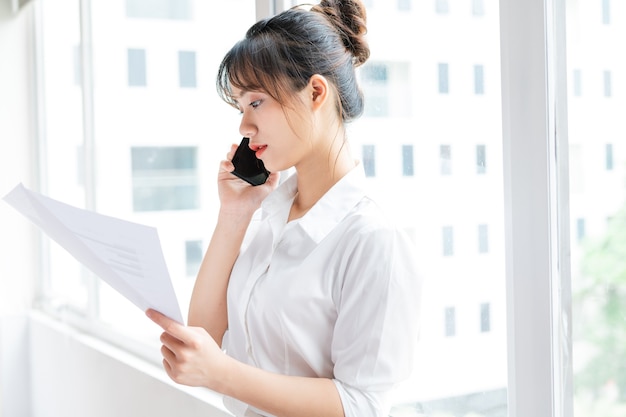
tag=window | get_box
[444,306,456,337]
[478,224,489,253]
[127,48,147,87]
[185,240,203,277]
[476,144,486,174]
[402,144,414,176]
[126,0,192,20]
[567,0,626,414]
[603,70,612,97]
[602,0,610,25]
[576,218,586,242]
[442,226,454,256]
[33,1,513,416]
[397,0,411,12]
[131,147,199,212]
[178,51,197,88]
[572,69,582,96]
[474,64,484,95]
[480,303,490,332]
[472,0,485,16]
[362,145,376,177]
[605,143,613,170]
[440,144,451,175]
[438,62,449,94]
[361,63,389,117]
[435,0,449,14]
[27,0,626,416]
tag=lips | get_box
[249,143,268,158]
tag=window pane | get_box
[567,0,626,415]
[444,306,456,337]
[178,50,197,88]
[440,144,451,175]
[127,48,147,86]
[478,224,489,253]
[438,62,449,94]
[39,2,508,415]
[350,2,508,415]
[39,0,89,315]
[480,303,491,333]
[472,0,485,17]
[40,0,257,344]
[402,144,415,176]
[476,144,487,174]
[126,0,191,20]
[474,64,485,95]
[362,145,376,177]
[131,147,199,212]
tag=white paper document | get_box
[3,183,184,324]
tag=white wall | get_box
[0,3,38,417]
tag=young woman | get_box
[147,1,422,416]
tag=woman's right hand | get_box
[217,143,279,217]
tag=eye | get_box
[250,100,262,109]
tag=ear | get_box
[308,74,329,111]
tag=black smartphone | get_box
[231,137,270,186]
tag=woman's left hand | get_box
[146,309,230,390]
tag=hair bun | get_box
[312,0,370,67]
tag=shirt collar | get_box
[261,163,368,243]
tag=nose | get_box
[239,114,257,139]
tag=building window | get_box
[602,0,611,24]
[573,69,582,97]
[476,144,486,174]
[603,70,612,97]
[445,306,456,337]
[480,303,491,333]
[178,50,197,88]
[442,226,454,256]
[474,64,485,95]
[127,48,147,87]
[131,147,199,211]
[576,218,586,242]
[440,144,451,175]
[436,0,449,14]
[478,224,489,254]
[438,63,449,94]
[606,143,614,171]
[185,240,203,277]
[402,145,414,176]
[472,0,485,16]
[126,0,192,20]
[398,0,411,12]
[361,63,390,117]
[362,145,376,177]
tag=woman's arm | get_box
[187,147,279,345]
[148,309,344,417]
[187,209,253,345]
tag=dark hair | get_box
[216,0,370,123]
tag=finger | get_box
[161,343,177,363]
[160,332,184,354]
[219,159,235,173]
[146,309,188,342]
[226,143,238,160]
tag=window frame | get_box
[499,0,572,415]
[30,0,575,415]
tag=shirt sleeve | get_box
[331,224,422,417]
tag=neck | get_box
[289,131,355,221]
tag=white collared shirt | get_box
[223,164,422,417]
